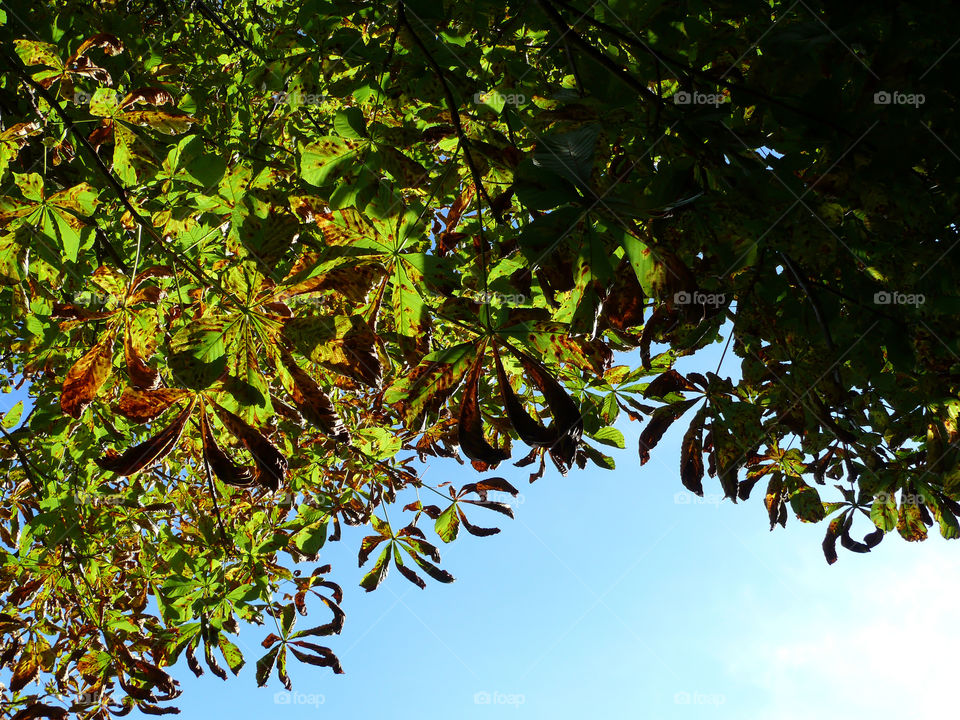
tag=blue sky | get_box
[3,334,960,718]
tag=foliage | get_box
[1,0,959,716]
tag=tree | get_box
[1,0,958,715]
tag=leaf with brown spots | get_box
[124,323,160,389]
[96,401,193,475]
[283,315,382,388]
[279,256,385,305]
[61,334,114,417]
[382,342,477,426]
[121,110,196,135]
[277,348,351,442]
[116,386,190,422]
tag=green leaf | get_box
[590,426,625,449]
[300,137,363,186]
[435,503,460,543]
[218,636,245,675]
[360,545,391,592]
[2,401,24,429]
[870,492,898,532]
[334,107,367,139]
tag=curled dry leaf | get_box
[119,88,175,110]
[639,398,699,466]
[211,402,288,491]
[200,411,255,487]
[71,33,124,59]
[503,342,584,472]
[643,368,698,399]
[96,401,194,475]
[492,343,555,448]
[457,345,510,467]
[680,408,706,496]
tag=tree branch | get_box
[397,2,503,225]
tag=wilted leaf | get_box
[639,398,699,465]
[61,334,114,417]
[212,402,287,491]
[457,348,510,467]
[277,348,350,442]
[96,401,193,475]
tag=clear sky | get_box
[3,334,959,719]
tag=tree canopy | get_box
[1,0,959,716]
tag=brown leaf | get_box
[503,342,584,472]
[765,474,784,530]
[283,316,382,388]
[471,477,520,498]
[88,120,113,151]
[457,347,510,467]
[394,558,426,589]
[822,513,845,564]
[288,642,344,674]
[492,343,555,448]
[279,349,350,442]
[212,402,287,491]
[185,643,203,677]
[125,325,160,389]
[680,408,705,495]
[119,88,175,110]
[72,33,124,59]
[96,401,193,475]
[639,398,699,465]
[201,412,255,487]
[458,507,501,537]
[643,369,697,399]
[116,386,190,422]
[9,653,39,692]
[61,334,114,417]
[280,259,385,305]
[11,703,68,720]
